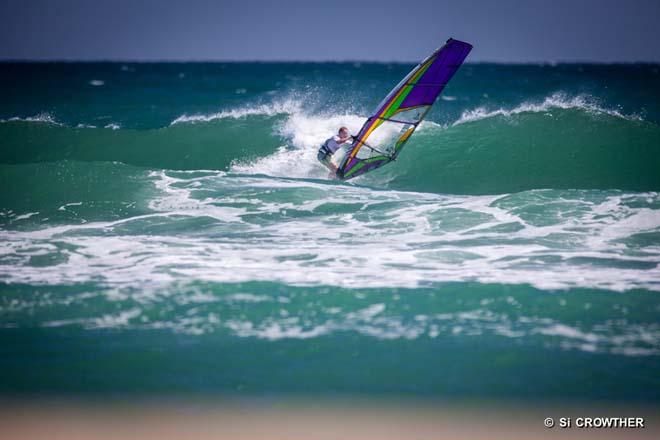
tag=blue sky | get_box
[1,0,659,62]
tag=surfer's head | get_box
[338,126,349,138]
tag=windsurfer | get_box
[317,127,354,172]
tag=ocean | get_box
[0,62,659,402]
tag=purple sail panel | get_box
[398,39,472,110]
[398,85,439,109]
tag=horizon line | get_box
[1,58,659,65]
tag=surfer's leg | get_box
[318,152,337,173]
[326,159,339,179]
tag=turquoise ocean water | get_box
[0,62,659,401]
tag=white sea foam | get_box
[82,289,655,355]
[24,284,657,354]
[453,92,643,125]
[226,319,329,340]
[236,312,651,353]
[170,97,303,125]
[43,308,142,330]
[0,113,62,125]
[225,293,271,303]
[230,112,366,179]
[58,202,83,211]
[1,171,658,294]
[11,212,39,221]
[536,323,601,343]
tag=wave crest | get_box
[0,113,62,126]
[170,97,304,125]
[454,92,643,126]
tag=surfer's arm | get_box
[338,135,356,144]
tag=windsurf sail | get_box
[336,38,472,180]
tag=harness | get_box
[318,139,333,157]
[317,139,335,166]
